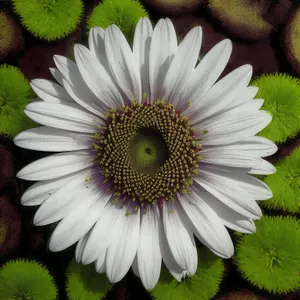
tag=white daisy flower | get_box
[14,17,277,290]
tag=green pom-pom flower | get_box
[251,74,300,143]
[87,0,148,44]
[235,216,300,294]
[262,147,300,213]
[0,64,35,137]
[12,0,84,41]
[66,259,113,300]
[151,247,224,300]
[0,259,58,300]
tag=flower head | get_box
[234,216,300,293]
[0,64,35,137]
[66,258,112,300]
[13,0,84,41]
[87,0,148,45]
[14,17,277,290]
[0,259,58,300]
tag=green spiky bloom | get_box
[235,216,300,294]
[251,74,300,143]
[151,247,225,300]
[87,0,148,45]
[0,64,35,137]
[0,259,58,300]
[66,259,112,300]
[262,147,300,213]
[12,0,84,41]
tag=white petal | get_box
[160,26,202,106]
[202,149,275,175]
[159,220,185,280]
[49,68,65,87]
[195,170,262,219]
[14,126,93,152]
[106,209,140,283]
[137,206,162,290]
[249,158,276,175]
[212,99,264,118]
[171,270,189,282]
[30,79,73,103]
[226,86,259,110]
[201,149,259,168]
[182,39,232,113]
[88,26,110,72]
[82,202,124,265]
[178,193,234,258]
[33,169,93,225]
[17,151,94,181]
[21,171,83,206]
[105,25,142,103]
[198,111,272,145]
[162,201,197,276]
[132,255,140,278]
[75,230,92,263]
[189,64,253,123]
[149,18,177,102]
[195,185,256,233]
[133,17,153,99]
[95,251,107,274]
[24,101,101,133]
[49,192,110,252]
[203,136,277,158]
[199,163,272,200]
[190,86,260,121]
[53,55,109,117]
[74,44,123,107]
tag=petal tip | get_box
[16,169,25,179]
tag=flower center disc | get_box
[93,100,202,205]
[129,128,168,174]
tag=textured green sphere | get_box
[252,74,300,143]
[0,260,58,300]
[151,247,224,300]
[263,146,300,213]
[13,0,84,41]
[87,0,148,44]
[66,259,112,300]
[235,216,300,293]
[0,64,34,137]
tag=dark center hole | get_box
[129,127,169,174]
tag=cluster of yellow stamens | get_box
[93,100,202,204]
